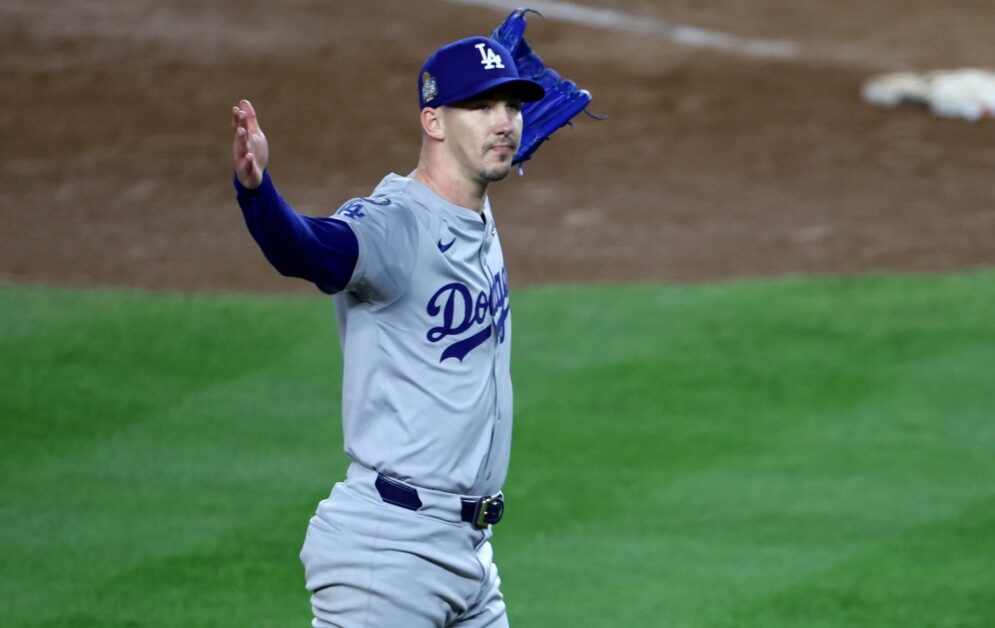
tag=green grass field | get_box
[2,271,993,626]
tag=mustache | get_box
[484,138,518,151]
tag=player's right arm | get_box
[231,100,358,294]
[234,172,359,294]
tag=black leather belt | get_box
[375,474,504,528]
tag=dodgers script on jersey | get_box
[329,174,513,497]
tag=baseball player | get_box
[233,36,541,627]
[231,12,594,626]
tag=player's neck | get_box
[412,160,488,214]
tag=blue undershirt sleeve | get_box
[234,171,358,294]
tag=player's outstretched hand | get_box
[231,99,269,189]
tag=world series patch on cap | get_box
[418,36,545,109]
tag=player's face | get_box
[442,93,523,183]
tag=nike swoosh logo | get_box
[437,237,456,253]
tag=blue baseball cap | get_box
[418,36,545,109]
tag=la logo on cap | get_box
[475,43,505,70]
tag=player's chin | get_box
[480,162,512,182]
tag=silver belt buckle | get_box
[474,496,504,527]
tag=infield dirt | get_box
[3,0,994,294]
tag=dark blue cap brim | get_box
[434,76,545,107]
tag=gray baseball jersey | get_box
[328,173,513,497]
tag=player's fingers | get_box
[233,125,247,154]
[234,104,253,133]
[240,99,260,132]
[235,107,250,130]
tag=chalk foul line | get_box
[439,0,801,61]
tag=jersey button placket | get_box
[479,233,495,341]
[480,224,503,484]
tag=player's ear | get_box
[420,107,445,141]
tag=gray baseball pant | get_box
[300,463,509,627]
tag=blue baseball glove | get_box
[492,8,602,167]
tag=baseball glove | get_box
[491,8,602,167]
